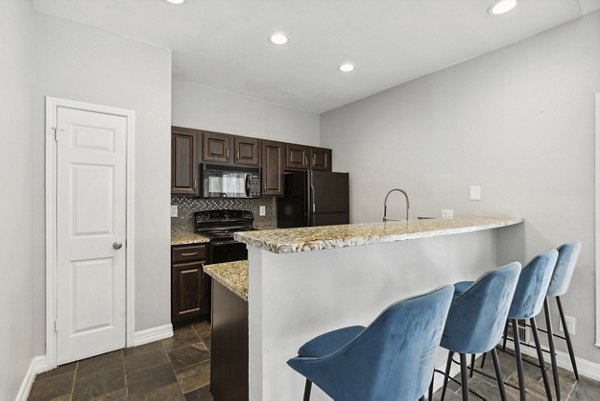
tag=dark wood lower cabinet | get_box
[210,281,248,401]
[171,244,210,324]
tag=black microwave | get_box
[200,164,261,198]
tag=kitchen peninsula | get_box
[213,216,523,401]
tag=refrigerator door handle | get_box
[311,183,316,212]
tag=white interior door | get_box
[56,106,127,365]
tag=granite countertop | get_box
[171,232,211,246]
[204,260,248,301]
[234,216,523,254]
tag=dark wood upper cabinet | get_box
[261,140,284,196]
[234,136,260,166]
[310,147,332,171]
[203,131,232,164]
[285,143,310,170]
[171,127,199,196]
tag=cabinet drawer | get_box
[172,244,207,263]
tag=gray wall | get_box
[321,11,600,363]
[32,13,173,354]
[0,0,35,398]
[172,79,320,146]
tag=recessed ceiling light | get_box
[338,63,355,72]
[489,0,518,15]
[165,0,185,4]
[269,33,289,45]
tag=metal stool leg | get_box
[531,317,553,401]
[544,299,561,400]
[491,348,508,401]
[512,320,527,401]
[557,296,579,380]
[502,320,510,351]
[303,379,312,401]
[441,351,454,401]
[428,373,434,401]
[470,354,476,378]
[460,353,470,401]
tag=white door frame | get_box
[596,93,600,349]
[45,97,136,369]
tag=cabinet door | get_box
[171,128,199,195]
[310,147,332,171]
[203,132,232,163]
[234,136,260,166]
[285,143,310,170]
[172,262,204,322]
[262,140,284,196]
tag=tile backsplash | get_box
[171,196,278,233]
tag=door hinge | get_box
[54,319,58,333]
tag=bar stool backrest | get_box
[508,250,558,320]
[441,262,521,354]
[547,242,582,297]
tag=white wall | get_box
[33,13,173,354]
[321,11,600,363]
[172,80,320,146]
[0,0,35,399]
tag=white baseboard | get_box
[15,355,48,401]
[510,341,600,382]
[132,324,173,347]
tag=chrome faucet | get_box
[383,189,410,222]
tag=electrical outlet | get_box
[259,205,266,216]
[170,205,178,217]
[559,315,576,335]
[470,185,481,201]
[442,209,454,219]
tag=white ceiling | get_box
[33,0,600,113]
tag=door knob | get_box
[113,241,123,250]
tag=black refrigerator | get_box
[277,171,350,228]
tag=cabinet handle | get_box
[304,154,308,166]
[193,179,197,190]
[226,148,230,158]
[237,149,240,159]
[181,252,199,257]
[312,154,316,165]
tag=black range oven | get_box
[194,210,254,263]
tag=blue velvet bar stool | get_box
[543,241,582,401]
[287,285,454,401]
[436,262,521,401]
[501,250,559,401]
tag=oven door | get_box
[210,239,248,263]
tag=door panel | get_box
[203,132,232,163]
[71,258,115,333]
[310,148,332,171]
[57,106,127,365]
[171,128,199,195]
[261,140,284,196]
[234,136,259,166]
[285,144,310,170]
[310,171,350,214]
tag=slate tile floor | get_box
[29,323,600,401]
[28,321,213,401]
[431,350,600,401]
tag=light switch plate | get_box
[170,205,178,217]
[442,209,454,219]
[259,205,266,216]
[470,186,481,201]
